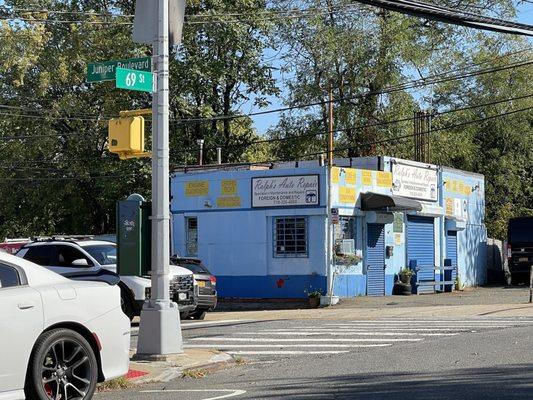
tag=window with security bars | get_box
[274,217,308,258]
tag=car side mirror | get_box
[72,259,90,267]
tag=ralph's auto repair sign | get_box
[392,163,438,202]
[252,175,320,207]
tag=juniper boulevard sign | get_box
[86,57,151,83]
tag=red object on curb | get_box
[125,369,149,380]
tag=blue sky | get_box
[247,3,533,135]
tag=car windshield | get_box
[84,244,117,265]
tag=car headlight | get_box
[145,287,151,299]
[178,292,188,301]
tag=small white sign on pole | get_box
[251,175,320,208]
[392,163,438,202]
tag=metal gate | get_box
[366,224,385,296]
[446,231,458,267]
[407,216,435,294]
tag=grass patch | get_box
[97,376,133,391]
[181,368,209,379]
[234,357,248,365]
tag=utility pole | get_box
[197,139,205,165]
[326,86,334,304]
[136,0,182,356]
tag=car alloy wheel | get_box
[26,329,98,400]
[41,338,93,399]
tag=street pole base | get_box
[136,300,183,356]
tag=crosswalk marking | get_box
[226,351,351,355]
[184,344,392,348]
[231,331,460,336]
[190,337,423,342]
[182,317,533,362]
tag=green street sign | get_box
[115,67,154,93]
[86,57,151,83]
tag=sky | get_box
[247,2,533,136]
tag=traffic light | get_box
[108,109,151,159]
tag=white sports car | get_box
[0,251,130,400]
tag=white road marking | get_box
[322,324,518,328]
[231,331,459,336]
[316,327,477,332]
[140,389,246,400]
[131,319,255,333]
[190,337,422,342]
[227,350,350,355]
[184,343,392,348]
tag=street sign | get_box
[115,67,154,93]
[86,57,151,83]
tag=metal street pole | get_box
[136,0,182,356]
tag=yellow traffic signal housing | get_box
[108,116,150,159]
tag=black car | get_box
[171,257,217,320]
[507,217,533,284]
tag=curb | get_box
[128,352,235,385]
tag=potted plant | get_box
[305,288,322,308]
[399,267,414,284]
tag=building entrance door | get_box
[366,223,385,296]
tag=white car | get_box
[17,238,197,320]
[0,251,130,400]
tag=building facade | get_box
[170,156,486,299]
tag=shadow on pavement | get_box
[251,364,533,399]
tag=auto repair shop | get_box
[170,156,486,298]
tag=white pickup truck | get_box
[16,237,197,320]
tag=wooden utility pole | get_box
[328,87,334,166]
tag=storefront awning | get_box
[361,192,423,212]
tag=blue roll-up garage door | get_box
[407,216,435,294]
[446,231,458,286]
[446,231,458,267]
[366,224,385,296]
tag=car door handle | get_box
[18,302,35,310]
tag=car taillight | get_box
[507,244,512,259]
[210,276,217,285]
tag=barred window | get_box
[274,217,308,258]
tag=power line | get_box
[171,92,533,155]
[175,104,533,168]
[172,58,533,124]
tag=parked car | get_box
[171,257,217,320]
[507,216,533,284]
[16,237,197,320]
[0,251,130,400]
[0,238,30,255]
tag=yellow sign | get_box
[445,198,454,216]
[216,196,241,208]
[339,186,356,203]
[185,181,209,197]
[395,233,403,246]
[362,170,373,186]
[331,167,340,183]
[376,171,392,188]
[221,179,237,195]
[345,168,356,185]
[463,185,471,196]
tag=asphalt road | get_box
[103,316,533,400]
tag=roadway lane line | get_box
[291,327,476,332]
[231,331,459,336]
[190,337,422,342]
[140,389,246,400]
[226,351,351,355]
[183,344,392,348]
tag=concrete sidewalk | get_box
[206,287,533,322]
[124,349,234,385]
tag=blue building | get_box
[170,156,486,299]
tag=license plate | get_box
[519,257,528,262]
[198,281,206,287]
